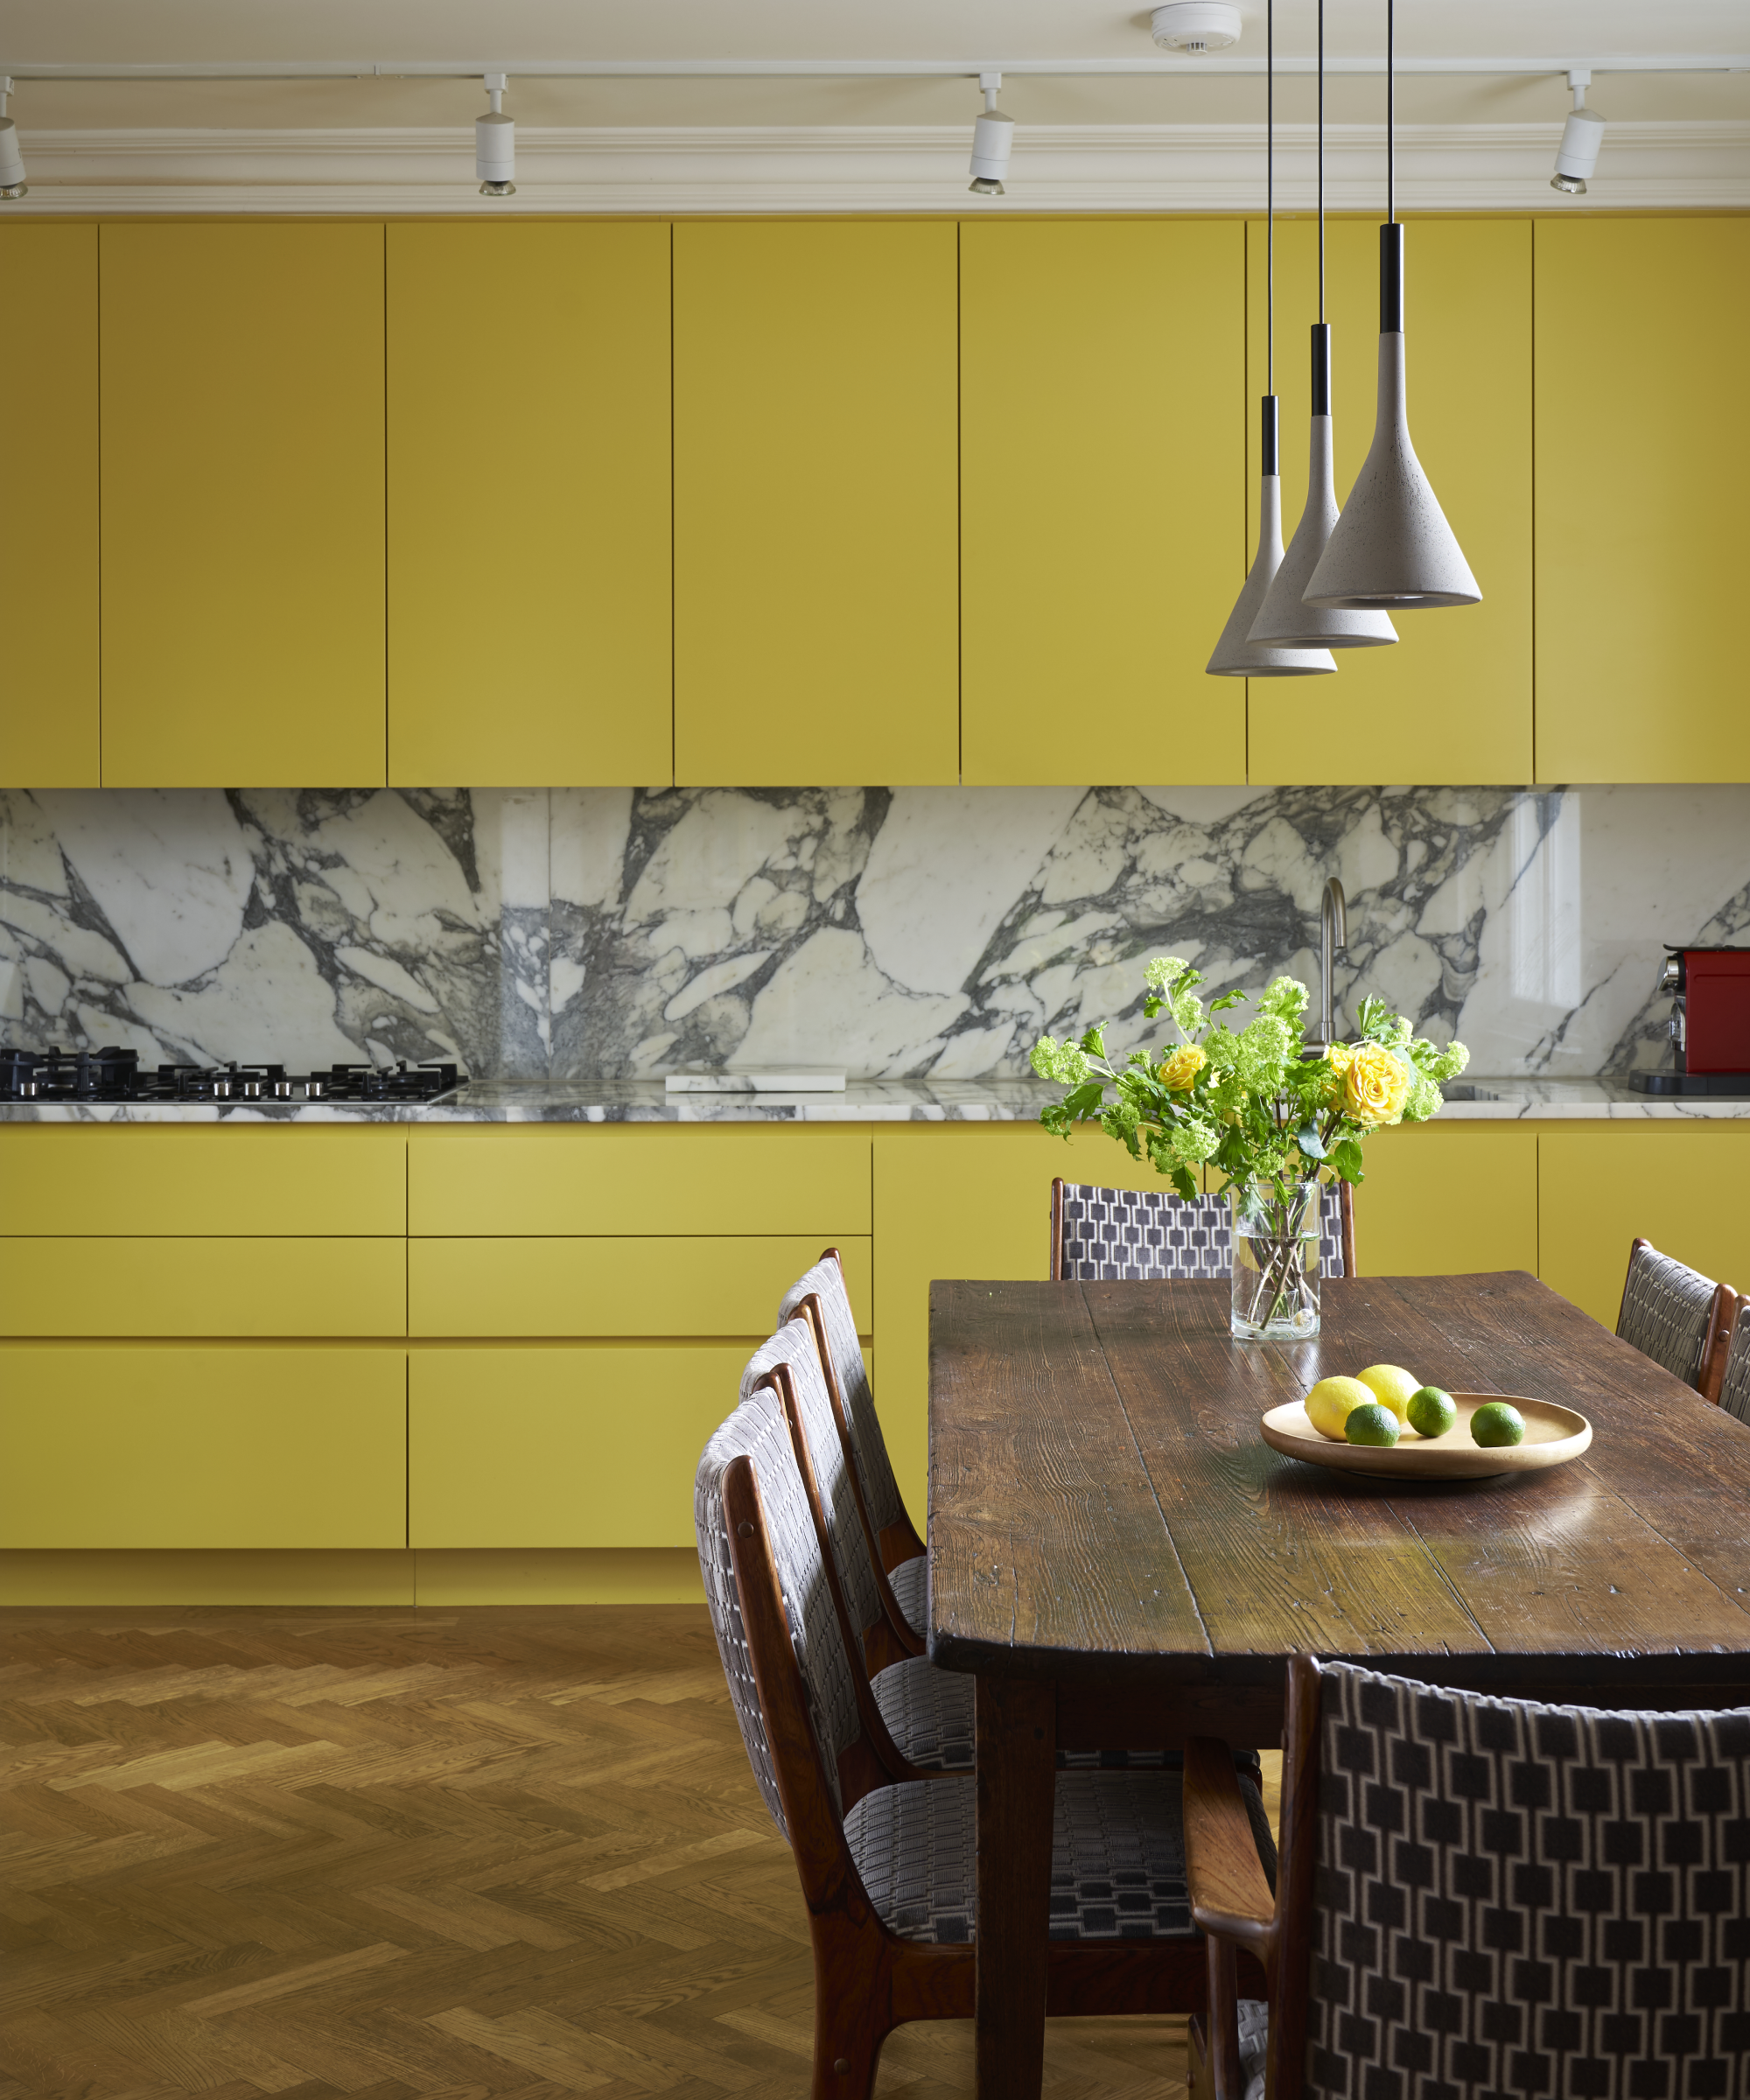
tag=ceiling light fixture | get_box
[1302,0,1480,612]
[475,72,515,196]
[1208,0,1335,680]
[1151,4,1244,53]
[1551,68,1605,193]
[0,78,27,200]
[968,71,1012,195]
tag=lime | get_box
[1306,1375,1376,1443]
[1406,1385,1458,1438]
[1471,1402,1526,1448]
[1345,1403,1401,1448]
[1355,1364,1420,1424]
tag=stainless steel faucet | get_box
[1320,878,1348,1048]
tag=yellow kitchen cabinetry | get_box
[0,225,99,788]
[0,1347,406,1549]
[673,220,959,785]
[409,1123,871,1237]
[409,1235,872,1340]
[1538,1124,1750,1332]
[387,223,673,787]
[410,1345,744,1547]
[1244,217,1534,786]
[1535,220,1750,783]
[0,1239,406,1339]
[960,219,1248,785]
[1350,1123,1538,1278]
[0,1124,406,1237]
[99,222,388,788]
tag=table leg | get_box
[974,1671,1055,2100]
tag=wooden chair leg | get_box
[810,1938,893,2100]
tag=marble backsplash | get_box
[2,784,1746,1082]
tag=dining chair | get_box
[780,1249,928,1636]
[1719,1295,1750,1426]
[1050,1180,1356,1284]
[1181,1655,1750,2100]
[696,1387,1276,2100]
[1615,1236,1738,1400]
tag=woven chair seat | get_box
[844,1768,1274,1946]
[889,1553,927,1636]
[1616,1239,1718,1388]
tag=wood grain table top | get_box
[927,1271,1750,1698]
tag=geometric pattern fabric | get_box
[778,1252,913,1550]
[889,1552,928,1638]
[1717,1302,1750,1427]
[1057,1182,1348,1284]
[1615,1239,1719,1390]
[1309,1660,1750,2100]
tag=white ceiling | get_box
[6,1,1750,130]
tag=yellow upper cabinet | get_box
[387,223,674,788]
[673,220,959,786]
[1245,218,1533,787]
[960,220,1248,786]
[100,222,388,788]
[1535,219,1750,784]
[0,225,100,787]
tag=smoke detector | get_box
[1152,4,1243,52]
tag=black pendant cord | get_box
[1387,0,1395,225]
[1266,0,1274,402]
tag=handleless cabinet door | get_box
[388,222,673,787]
[1535,219,1750,783]
[960,219,1248,784]
[100,222,388,788]
[1244,218,1533,786]
[674,220,959,786]
[0,225,99,787]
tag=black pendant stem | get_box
[1311,324,1331,416]
[1261,394,1279,476]
[1380,222,1404,334]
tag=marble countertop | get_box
[3,1077,1748,1124]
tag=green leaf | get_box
[1209,990,1247,1012]
[1079,1025,1107,1058]
[1295,1123,1327,1159]
[1327,1138,1365,1181]
[1062,1082,1107,1121]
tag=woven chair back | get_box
[779,1253,908,1544]
[1054,1182,1348,1283]
[1616,1238,1718,1389]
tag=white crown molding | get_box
[6,120,1749,214]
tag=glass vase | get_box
[1229,1182,1322,1341]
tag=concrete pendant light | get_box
[1302,0,1480,612]
[1249,4,1396,651]
[1208,0,1334,679]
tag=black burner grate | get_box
[0,1047,464,1104]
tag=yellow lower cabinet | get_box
[0,1348,406,1549]
[1350,1124,1538,1278]
[0,1239,407,1338]
[409,1236,872,1339]
[410,1345,746,1548]
[1539,1124,1750,1332]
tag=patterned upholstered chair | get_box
[696,1388,1276,2100]
[1616,1237,1738,1402]
[1720,1297,1750,1427]
[780,1250,929,1639]
[1050,1180,1356,1284]
[1182,1656,1750,2100]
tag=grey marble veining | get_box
[4,783,1747,1086]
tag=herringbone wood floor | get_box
[0,1606,1278,2099]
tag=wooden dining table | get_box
[927,1269,1750,2100]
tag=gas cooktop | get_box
[0,1046,465,1104]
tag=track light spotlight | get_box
[476,73,515,196]
[968,72,1012,196]
[0,78,27,201]
[1550,70,1604,195]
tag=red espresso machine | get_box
[1630,945,1750,1097]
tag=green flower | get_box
[1256,975,1309,1026]
[1031,1035,1090,1085]
[1170,1117,1221,1165]
[1234,1013,1292,1087]
[1143,956,1191,991]
[1431,1040,1471,1082]
[1404,1075,1443,1121]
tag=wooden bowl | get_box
[1260,1392,1592,1480]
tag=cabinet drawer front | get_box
[0,1347,406,1549]
[409,1236,872,1339]
[0,1240,407,1338]
[0,1125,407,1236]
[410,1345,744,1548]
[409,1124,872,1237]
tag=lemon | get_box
[1354,1364,1420,1424]
[1406,1385,1458,1438]
[1345,1403,1401,1448]
[1471,1401,1526,1448]
[1305,1375,1376,1442]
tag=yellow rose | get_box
[1325,1041,1354,1074]
[1343,1041,1412,1125]
[1157,1043,1207,1092]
